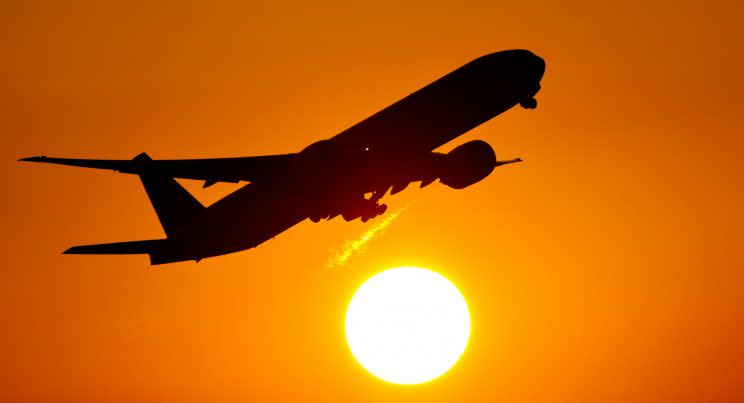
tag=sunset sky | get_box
[1,1,742,402]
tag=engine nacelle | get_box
[440,140,497,189]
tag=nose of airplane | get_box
[500,49,545,82]
[518,50,545,81]
[532,54,546,81]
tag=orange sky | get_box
[1,1,742,402]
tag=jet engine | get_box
[440,140,497,189]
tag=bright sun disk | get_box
[345,267,470,384]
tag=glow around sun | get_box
[345,267,470,384]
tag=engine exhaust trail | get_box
[328,208,406,268]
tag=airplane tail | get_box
[64,239,192,265]
[64,240,163,255]
[133,152,205,237]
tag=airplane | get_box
[20,49,545,265]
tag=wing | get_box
[19,153,295,186]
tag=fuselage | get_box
[152,50,545,262]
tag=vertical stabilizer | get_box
[134,153,204,237]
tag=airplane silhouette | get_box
[20,49,545,265]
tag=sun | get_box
[345,267,470,384]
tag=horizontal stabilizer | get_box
[64,239,197,265]
[64,239,163,255]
